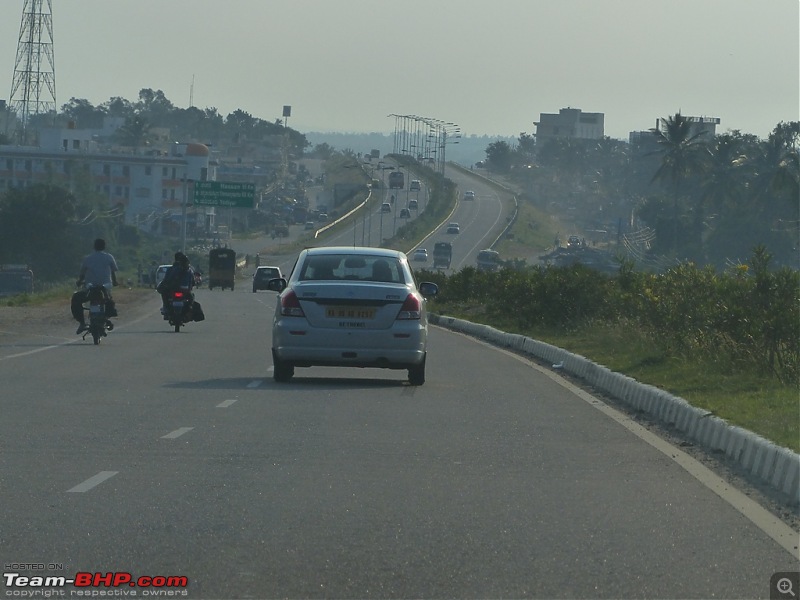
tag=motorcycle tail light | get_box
[173,291,184,299]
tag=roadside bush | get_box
[429,247,799,383]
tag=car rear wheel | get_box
[272,350,294,382]
[408,355,426,386]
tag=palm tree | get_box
[649,112,709,254]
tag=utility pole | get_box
[7,0,57,145]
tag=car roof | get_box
[302,246,404,259]
[256,265,280,270]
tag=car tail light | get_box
[280,290,305,317]
[396,294,421,320]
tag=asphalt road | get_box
[1,282,797,598]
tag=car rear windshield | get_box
[299,255,405,284]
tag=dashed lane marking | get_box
[161,427,194,439]
[67,471,118,493]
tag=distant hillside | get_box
[304,131,516,168]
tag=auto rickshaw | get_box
[208,248,236,290]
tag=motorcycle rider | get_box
[158,251,195,318]
[72,238,119,334]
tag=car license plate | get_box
[326,306,375,320]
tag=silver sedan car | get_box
[267,247,439,385]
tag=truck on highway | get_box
[433,242,452,269]
[388,171,405,189]
[476,249,501,272]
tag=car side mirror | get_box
[418,282,438,297]
[267,278,287,293]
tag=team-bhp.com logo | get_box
[4,572,189,596]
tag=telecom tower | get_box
[7,0,57,145]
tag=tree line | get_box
[1,88,309,156]
[481,114,798,268]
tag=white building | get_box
[534,107,605,140]
[0,122,214,233]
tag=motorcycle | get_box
[82,284,114,344]
[165,286,194,332]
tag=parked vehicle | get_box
[208,248,236,290]
[266,247,438,385]
[0,264,34,297]
[253,266,283,292]
[433,242,452,269]
[81,284,114,345]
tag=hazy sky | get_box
[1,0,797,141]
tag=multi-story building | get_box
[0,121,215,233]
[629,115,720,146]
[534,107,605,140]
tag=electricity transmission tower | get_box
[7,0,57,145]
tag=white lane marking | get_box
[67,471,118,493]
[246,380,262,388]
[161,427,194,439]
[217,399,238,408]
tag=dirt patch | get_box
[0,287,156,339]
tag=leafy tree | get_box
[101,96,135,119]
[61,97,106,129]
[136,88,174,127]
[114,113,152,148]
[484,140,513,173]
[0,184,83,279]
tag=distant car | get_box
[317,212,329,221]
[252,266,283,293]
[446,222,460,234]
[304,221,315,230]
[399,208,411,218]
[412,248,428,262]
[408,199,418,210]
[381,202,392,213]
[266,246,439,385]
[567,235,582,248]
[409,179,421,191]
[463,190,475,200]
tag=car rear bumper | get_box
[272,327,427,368]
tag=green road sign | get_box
[193,181,255,208]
